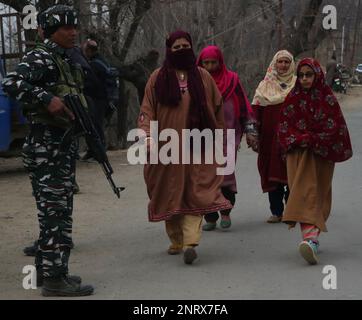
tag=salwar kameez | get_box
[166,214,203,250]
[278,58,352,264]
[204,96,256,223]
[251,50,297,219]
[197,46,257,225]
[282,148,335,232]
[139,67,232,249]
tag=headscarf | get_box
[197,45,253,119]
[252,50,296,106]
[278,58,353,163]
[154,30,213,130]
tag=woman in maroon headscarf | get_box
[138,31,232,265]
[197,45,258,231]
[278,58,352,265]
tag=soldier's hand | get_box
[47,96,75,120]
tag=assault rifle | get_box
[64,94,124,198]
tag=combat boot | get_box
[23,241,75,257]
[36,269,81,287]
[42,275,94,297]
[23,241,38,256]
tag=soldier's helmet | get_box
[37,5,78,31]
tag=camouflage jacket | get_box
[2,39,85,128]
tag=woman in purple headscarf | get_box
[138,31,232,265]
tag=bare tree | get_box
[1,0,361,149]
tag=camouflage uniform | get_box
[2,38,86,278]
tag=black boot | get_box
[23,241,38,256]
[42,275,94,297]
[24,241,74,257]
[36,269,82,287]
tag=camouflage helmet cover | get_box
[37,5,78,30]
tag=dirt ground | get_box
[0,87,361,300]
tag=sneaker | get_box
[42,275,94,297]
[220,216,231,229]
[183,247,198,265]
[299,240,319,265]
[267,215,283,223]
[202,222,217,231]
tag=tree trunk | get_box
[286,0,325,56]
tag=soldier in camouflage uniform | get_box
[2,5,94,297]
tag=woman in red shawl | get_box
[278,58,352,265]
[197,45,258,231]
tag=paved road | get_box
[0,89,361,300]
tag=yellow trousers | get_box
[165,214,203,250]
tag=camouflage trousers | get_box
[22,124,77,278]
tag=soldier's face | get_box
[51,25,78,49]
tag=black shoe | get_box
[37,270,81,287]
[24,241,75,257]
[23,241,38,257]
[42,275,94,297]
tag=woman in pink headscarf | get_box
[197,45,258,231]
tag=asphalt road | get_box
[0,88,361,300]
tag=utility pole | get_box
[350,0,361,68]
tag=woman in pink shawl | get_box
[197,45,258,231]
